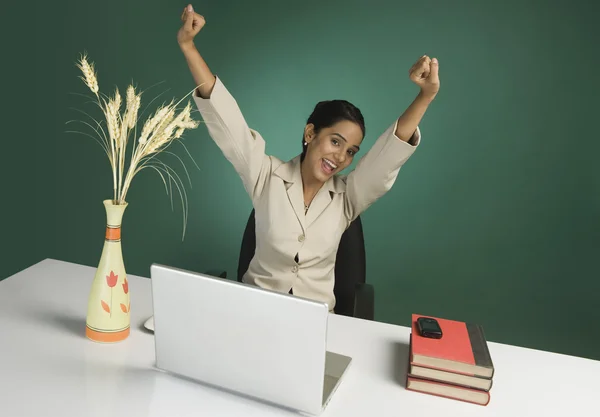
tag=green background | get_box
[3,0,599,361]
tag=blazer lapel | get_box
[274,156,306,232]
[286,181,306,232]
[305,176,345,227]
[274,156,348,230]
[305,184,331,227]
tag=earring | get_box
[304,141,307,145]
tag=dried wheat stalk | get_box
[67,53,201,239]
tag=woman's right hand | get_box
[177,4,205,49]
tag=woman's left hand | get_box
[409,55,440,99]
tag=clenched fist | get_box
[409,55,440,98]
[177,4,206,48]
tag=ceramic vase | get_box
[85,199,130,343]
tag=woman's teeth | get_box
[324,159,337,170]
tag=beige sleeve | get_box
[193,76,272,202]
[344,120,421,221]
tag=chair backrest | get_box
[236,209,366,316]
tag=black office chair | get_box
[214,210,374,320]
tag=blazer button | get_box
[298,234,305,242]
[292,265,299,273]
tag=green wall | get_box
[1,4,49,279]
[4,0,599,361]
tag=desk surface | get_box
[1,259,598,417]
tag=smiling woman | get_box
[299,100,365,191]
[176,4,439,313]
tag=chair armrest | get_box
[353,282,374,321]
[205,269,227,278]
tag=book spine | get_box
[467,323,494,377]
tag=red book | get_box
[410,314,494,379]
[406,376,491,406]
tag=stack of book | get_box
[406,314,495,406]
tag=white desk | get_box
[1,259,598,416]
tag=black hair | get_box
[301,100,366,161]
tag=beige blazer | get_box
[193,76,421,312]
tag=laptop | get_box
[149,263,352,415]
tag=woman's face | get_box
[302,120,364,184]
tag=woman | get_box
[178,4,440,313]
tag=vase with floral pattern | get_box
[85,200,130,343]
